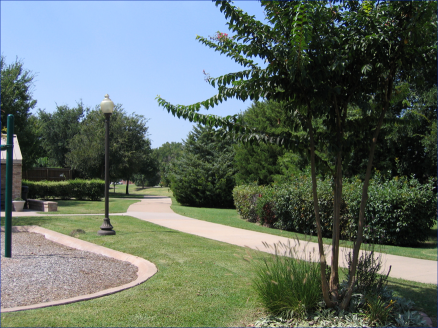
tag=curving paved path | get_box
[3,196,437,285]
[123,196,437,285]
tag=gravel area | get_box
[1,231,138,309]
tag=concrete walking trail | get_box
[124,196,437,285]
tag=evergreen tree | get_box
[234,100,307,185]
[169,124,236,208]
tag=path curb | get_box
[1,225,158,313]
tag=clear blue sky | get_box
[1,1,267,149]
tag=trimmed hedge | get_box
[22,179,105,201]
[233,175,437,246]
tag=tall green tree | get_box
[66,108,106,179]
[342,82,437,183]
[38,102,86,167]
[1,56,42,169]
[234,100,308,185]
[154,141,183,187]
[66,106,155,194]
[380,85,437,182]
[132,142,161,189]
[157,1,436,309]
[114,113,154,194]
[169,124,236,208]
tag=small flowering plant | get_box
[217,32,228,41]
[209,31,233,43]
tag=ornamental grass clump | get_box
[245,240,321,319]
[251,245,429,327]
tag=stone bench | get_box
[27,199,58,212]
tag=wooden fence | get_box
[23,168,73,181]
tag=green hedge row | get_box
[233,175,437,246]
[22,179,105,201]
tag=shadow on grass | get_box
[426,225,437,242]
[415,241,437,249]
[110,186,171,198]
[142,196,171,199]
[387,278,437,325]
[121,230,180,235]
[1,216,55,227]
[54,200,101,208]
[108,193,146,199]
[411,224,437,249]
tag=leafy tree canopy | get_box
[234,100,308,185]
[1,56,41,169]
[38,102,87,167]
[131,139,160,190]
[66,105,156,194]
[154,141,184,187]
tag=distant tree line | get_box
[2,54,436,201]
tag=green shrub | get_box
[232,184,262,222]
[233,174,437,246]
[170,153,236,208]
[351,174,436,246]
[169,124,236,208]
[246,240,321,319]
[23,179,105,201]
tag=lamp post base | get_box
[97,218,116,235]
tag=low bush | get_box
[233,174,436,246]
[343,249,389,299]
[23,179,105,201]
[351,175,436,246]
[246,241,321,319]
[232,184,263,222]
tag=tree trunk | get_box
[125,179,130,195]
[307,105,335,308]
[340,77,393,310]
[330,152,342,301]
[330,97,344,302]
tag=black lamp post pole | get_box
[98,112,115,235]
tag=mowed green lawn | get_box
[30,184,437,261]
[34,185,171,214]
[109,184,172,198]
[47,198,140,214]
[2,213,437,327]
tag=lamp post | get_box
[98,94,116,235]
